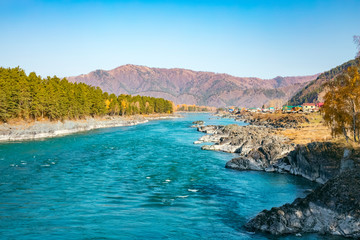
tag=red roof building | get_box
[316,102,324,108]
[302,103,316,107]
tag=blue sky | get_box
[0,0,359,78]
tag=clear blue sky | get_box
[0,0,359,78]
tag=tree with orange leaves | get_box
[323,58,360,142]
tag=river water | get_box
[0,114,340,239]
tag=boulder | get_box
[190,120,205,128]
[197,125,224,134]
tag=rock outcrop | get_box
[197,125,225,135]
[190,120,205,128]
[245,169,360,238]
[195,124,294,170]
[273,142,360,183]
[193,125,227,144]
[235,112,310,129]
[196,122,360,183]
[193,121,360,238]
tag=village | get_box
[226,102,324,114]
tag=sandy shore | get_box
[0,114,181,142]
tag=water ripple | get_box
[0,114,326,240]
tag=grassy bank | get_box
[275,113,333,145]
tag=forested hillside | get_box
[288,58,359,105]
[0,67,173,122]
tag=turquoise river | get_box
[0,114,343,239]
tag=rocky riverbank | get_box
[0,114,180,142]
[245,169,360,238]
[196,114,342,183]
[235,112,310,129]
[195,124,294,171]
[193,121,360,238]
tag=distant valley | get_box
[68,65,319,107]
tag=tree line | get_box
[176,104,216,112]
[0,67,173,122]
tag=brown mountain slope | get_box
[68,65,318,107]
[289,58,359,105]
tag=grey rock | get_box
[245,170,360,238]
[235,112,309,129]
[274,142,360,183]
[197,125,224,134]
[265,166,276,172]
[198,124,294,170]
[193,121,360,238]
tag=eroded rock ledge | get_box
[196,124,294,170]
[245,170,360,238]
[194,123,360,238]
[196,124,360,183]
[235,112,310,129]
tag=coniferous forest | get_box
[0,67,173,122]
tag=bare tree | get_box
[354,35,360,57]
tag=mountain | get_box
[289,58,359,105]
[68,65,318,108]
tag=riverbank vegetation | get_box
[233,111,332,144]
[276,113,332,145]
[0,67,173,122]
[175,104,216,112]
[323,60,360,143]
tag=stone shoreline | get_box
[193,121,360,238]
[245,169,360,238]
[0,114,180,142]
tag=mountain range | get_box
[68,65,319,108]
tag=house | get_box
[282,105,295,112]
[282,106,292,112]
[292,106,303,112]
[316,102,324,108]
[227,106,237,113]
[235,108,246,114]
[262,107,275,113]
[282,105,302,112]
[302,103,316,112]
